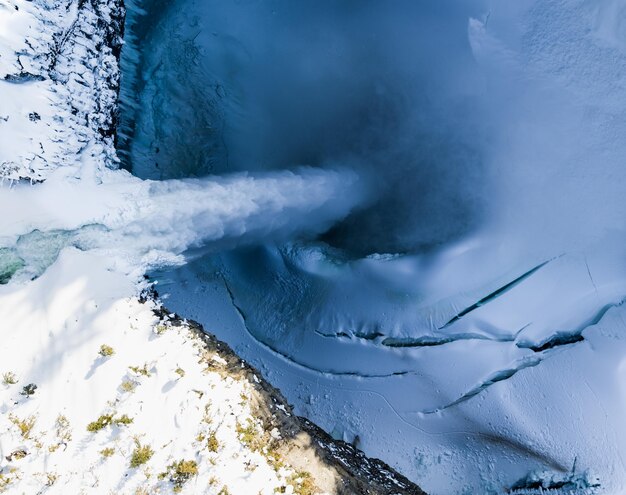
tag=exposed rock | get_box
[158,303,426,495]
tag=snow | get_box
[0,248,308,494]
[0,0,120,181]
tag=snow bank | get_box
[0,0,121,181]
[0,248,325,494]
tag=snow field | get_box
[0,248,319,494]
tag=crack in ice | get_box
[439,257,559,330]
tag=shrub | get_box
[6,449,27,461]
[99,345,115,357]
[266,448,285,471]
[236,419,264,452]
[2,372,17,385]
[120,379,138,393]
[160,459,198,492]
[207,431,219,453]
[87,413,133,432]
[0,472,13,492]
[9,414,36,439]
[174,367,185,378]
[129,440,154,468]
[113,414,133,426]
[287,471,316,495]
[100,447,115,458]
[20,383,37,397]
[129,364,151,377]
[86,414,113,432]
[45,473,58,486]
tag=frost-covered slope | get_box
[0,249,295,494]
[0,0,121,180]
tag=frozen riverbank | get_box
[153,250,622,494]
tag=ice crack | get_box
[439,257,558,330]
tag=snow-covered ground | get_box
[0,248,305,494]
[0,0,120,181]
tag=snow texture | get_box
[0,248,309,494]
[0,0,121,181]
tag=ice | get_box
[0,248,24,284]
